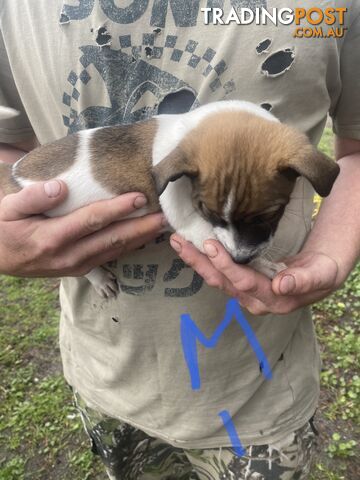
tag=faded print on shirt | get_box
[60,0,269,132]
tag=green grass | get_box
[311,264,360,479]
[0,127,359,479]
[0,277,105,480]
[1,268,358,479]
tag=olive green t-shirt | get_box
[0,0,359,448]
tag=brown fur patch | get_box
[13,134,78,180]
[0,163,22,195]
[178,110,337,220]
[90,119,160,213]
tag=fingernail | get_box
[170,238,182,253]
[204,242,218,258]
[280,275,296,294]
[134,195,147,208]
[44,180,61,198]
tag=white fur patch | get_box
[13,129,115,217]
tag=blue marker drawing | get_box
[180,298,272,390]
[218,410,246,457]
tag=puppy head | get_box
[153,111,339,263]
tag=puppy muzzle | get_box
[232,253,256,265]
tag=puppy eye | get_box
[253,207,284,225]
[211,213,228,228]
[244,209,281,226]
[249,215,266,225]
[264,205,285,221]
[199,201,211,216]
[198,201,209,217]
[199,201,228,228]
[217,218,228,228]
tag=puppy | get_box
[0,101,339,297]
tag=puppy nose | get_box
[233,254,253,265]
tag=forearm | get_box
[0,143,26,164]
[302,151,360,286]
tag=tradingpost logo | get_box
[201,7,348,38]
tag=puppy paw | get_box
[96,273,119,299]
[249,258,287,280]
[85,267,119,299]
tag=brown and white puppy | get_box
[0,101,339,297]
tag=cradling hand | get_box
[0,180,165,277]
[170,235,340,315]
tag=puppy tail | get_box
[0,163,21,195]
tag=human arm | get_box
[169,135,360,315]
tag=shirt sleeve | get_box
[0,28,35,144]
[332,13,360,141]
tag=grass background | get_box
[0,128,359,480]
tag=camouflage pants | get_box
[73,390,317,480]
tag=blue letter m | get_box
[180,299,272,390]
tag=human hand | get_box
[0,180,165,277]
[170,235,340,315]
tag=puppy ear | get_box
[280,148,340,197]
[152,147,198,196]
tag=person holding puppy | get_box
[0,1,359,479]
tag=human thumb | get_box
[0,180,68,221]
[272,254,339,296]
